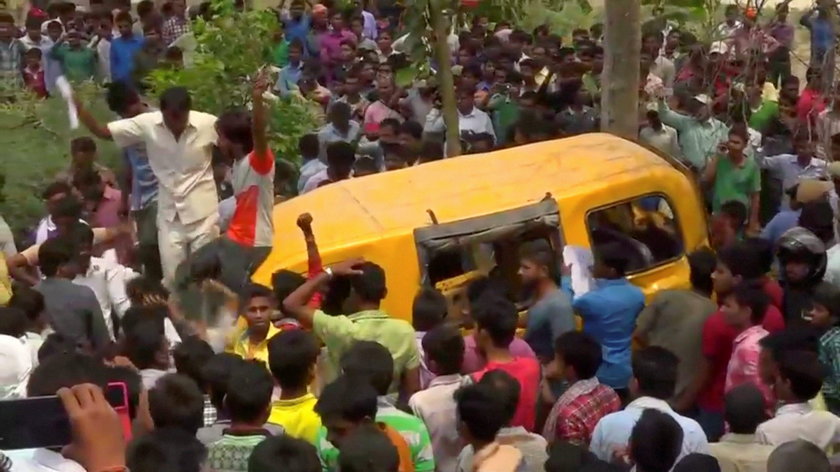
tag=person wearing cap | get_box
[730,9,780,59]
[657,92,728,172]
[759,130,827,207]
[702,125,761,235]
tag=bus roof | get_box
[261,133,673,269]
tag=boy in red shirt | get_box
[23,47,47,98]
[470,294,541,432]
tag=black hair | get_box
[136,0,154,16]
[743,237,774,276]
[554,331,602,379]
[27,352,104,397]
[38,236,75,277]
[328,101,351,120]
[148,373,205,434]
[102,364,143,420]
[271,270,306,309]
[120,305,167,339]
[632,347,678,399]
[519,239,557,280]
[225,359,274,423]
[0,307,28,338]
[37,332,78,362]
[399,120,423,140]
[326,141,356,170]
[777,350,824,401]
[314,374,378,423]
[724,383,767,434]
[173,336,214,391]
[42,180,72,200]
[455,382,508,442]
[411,287,447,332]
[350,261,387,302]
[421,323,465,376]
[719,200,748,229]
[201,353,247,411]
[545,441,605,472]
[124,317,166,370]
[340,341,394,396]
[127,426,207,472]
[288,38,305,53]
[242,283,273,305]
[727,282,769,325]
[248,435,320,472]
[52,194,83,219]
[9,284,45,324]
[380,118,401,134]
[813,282,840,324]
[67,221,95,250]
[767,440,831,472]
[799,200,835,244]
[217,109,254,154]
[298,134,319,159]
[758,328,819,363]
[673,454,722,472]
[477,369,520,425]
[338,424,400,472]
[630,409,683,472]
[717,242,764,280]
[688,248,716,294]
[159,86,192,112]
[70,136,96,154]
[596,243,630,276]
[471,294,518,347]
[268,329,320,390]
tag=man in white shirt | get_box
[760,131,827,205]
[424,87,496,153]
[75,87,220,288]
[70,222,138,340]
[756,350,840,451]
[640,110,681,158]
[590,347,709,464]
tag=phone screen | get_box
[0,383,129,450]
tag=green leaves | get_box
[147,0,322,164]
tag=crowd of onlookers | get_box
[4,1,840,472]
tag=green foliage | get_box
[147,0,323,164]
[0,82,121,234]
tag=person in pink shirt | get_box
[72,168,130,264]
[364,78,404,127]
[320,11,356,78]
[722,284,774,409]
[797,67,826,125]
[470,294,541,432]
[460,276,536,374]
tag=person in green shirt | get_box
[703,126,762,235]
[747,82,780,134]
[50,30,97,83]
[271,24,289,68]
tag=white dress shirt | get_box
[640,125,681,158]
[8,448,85,472]
[73,256,138,340]
[590,396,709,466]
[709,433,774,472]
[759,153,828,192]
[756,402,840,451]
[107,111,219,225]
[409,374,465,472]
[424,107,496,155]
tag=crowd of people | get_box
[4,0,840,472]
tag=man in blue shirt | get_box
[111,12,145,84]
[801,5,834,67]
[283,0,312,46]
[570,245,645,396]
[274,39,304,96]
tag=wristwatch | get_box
[324,267,334,278]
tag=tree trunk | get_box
[601,0,641,139]
[429,0,461,157]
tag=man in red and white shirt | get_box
[721,285,773,409]
[214,72,275,288]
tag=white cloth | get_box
[158,210,220,289]
[590,396,710,466]
[408,374,465,472]
[756,402,840,451]
[301,168,331,194]
[0,334,32,400]
[297,159,327,194]
[8,448,86,472]
[218,195,236,233]
[424,107,496,154]
[640,125,681,158]
[107,110,220,226]
[73,257,139,340]
[825,244,840,287]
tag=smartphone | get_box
[0,382,129,450]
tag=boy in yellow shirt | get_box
[267,329,322,444]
